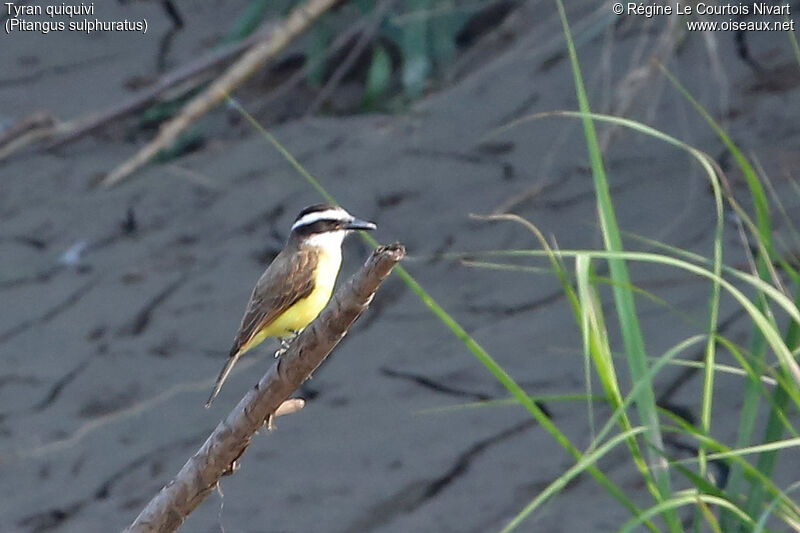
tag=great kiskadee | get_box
[206,204,376,406]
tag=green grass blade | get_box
[747,288,800,518]
[754,480,800,532]
[500,427,648,533]
[489,105,734,530]
[618,493,755,533]
[462,248,800,399]
[576,256,598,440]
[661,412,800,526]
[787,15,800,70]
[550,4,676,524]
[475,214,664,505]
[575,255,665,502]
[658,66,772,246]
[713,336,798,438]
[657,66,783,532]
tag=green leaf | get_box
[306,21,334,88]
[363,45,392,108]
[551,3,680,529]
[222,0,271,45]
[353,0,377,14]
[428,7,467,69]
[399,0,431,98]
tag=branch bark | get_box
[103,0,339,187]
[123,243,405,533]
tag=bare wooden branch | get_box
[0,111,66,162]
[103,0,339,188]
[123,243,405,533]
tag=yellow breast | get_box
[248,248,342,346]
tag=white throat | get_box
[302,230,347,252]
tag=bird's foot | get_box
[222,459,240,477]
[275,330,303,357]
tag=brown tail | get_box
[205,350,242,407]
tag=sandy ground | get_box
[2,1,800,532]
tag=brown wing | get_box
[206,247,319,407]
[229,246,318,357]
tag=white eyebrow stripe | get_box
[291,209,350,230]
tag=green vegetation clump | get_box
[236,0,516,109]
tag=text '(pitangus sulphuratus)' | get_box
[206,204,376,407]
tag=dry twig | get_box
[123,243,405,533]
[46,26,278,151]
[103,0,339,187]
[599,15,682,150]
[0,27,276,163]
[0,111,65,162]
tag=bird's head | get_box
[290,204,376,248]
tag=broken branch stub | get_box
[123,243,405,533]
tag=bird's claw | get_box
[222,459,240,477]
[275,329,302,357]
